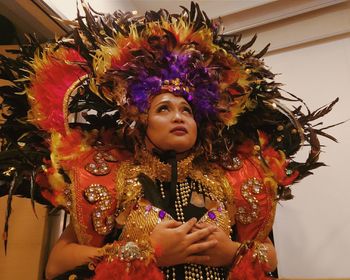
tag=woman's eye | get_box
[183,107,193,114]
[157,105,169,112]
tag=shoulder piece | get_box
[225,154,278,242]
[64,146,125,246]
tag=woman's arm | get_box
[191,224,277,272]
[45,223,102,279]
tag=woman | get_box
[45,92,277,279]
[0,2,337,280]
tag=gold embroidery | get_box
[84,184,115,235]
[71,169,92,245]
[119,200,173,242]
[252,242,268,263]
[198,206,231,235]
[256,177,278,241]
[118,199,231,244]
[236,177,262,225]
[136,149,195,182]
[115,153,233,211]
[115,162,143,212]
[221,175,236,225]
[64,187,73,210]
[113,153,236,245]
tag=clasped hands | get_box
[150,217,238,267]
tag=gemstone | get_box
[286,169,293,176]
[64,189,71,195]
[208,211,216,220]
[158,210,166,220]
[106,217,114,225]
[232,157,242,169]
[95,211,102,217]
[87,195,95,202]
[252,184,261,194]
[95,152,102,159]
[145,205,152,213]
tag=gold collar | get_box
[136,149,195,182]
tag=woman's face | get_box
[146,93,197,154]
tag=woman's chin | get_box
[167,144,195,156]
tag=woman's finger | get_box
[193,222,214,230]
[186,239,217,255]
[177,217,197,233]
[187,225,216,243]
[160,219,183,229]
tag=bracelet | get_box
[97,239,155,263]
[231,240,254,267]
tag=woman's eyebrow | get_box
[153,99,190,107]
[154,100,171,107]
[180,101,191,107]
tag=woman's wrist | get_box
[223,241,241,266]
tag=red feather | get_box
[93,259,164,280]
[29,48,88,134]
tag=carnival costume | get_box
[0,2,339,280]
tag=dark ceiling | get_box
[0,0,68,45]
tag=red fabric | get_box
[93,259,164,280]
[228,249,271,280]
[69,149,119,247]
[225,158,272,242]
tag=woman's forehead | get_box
[150,93,191,107]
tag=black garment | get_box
[145,178,230,280]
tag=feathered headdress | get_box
[0,2,340,248]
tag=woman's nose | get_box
[172,110,184,123]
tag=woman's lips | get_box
[170,126,188,135]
